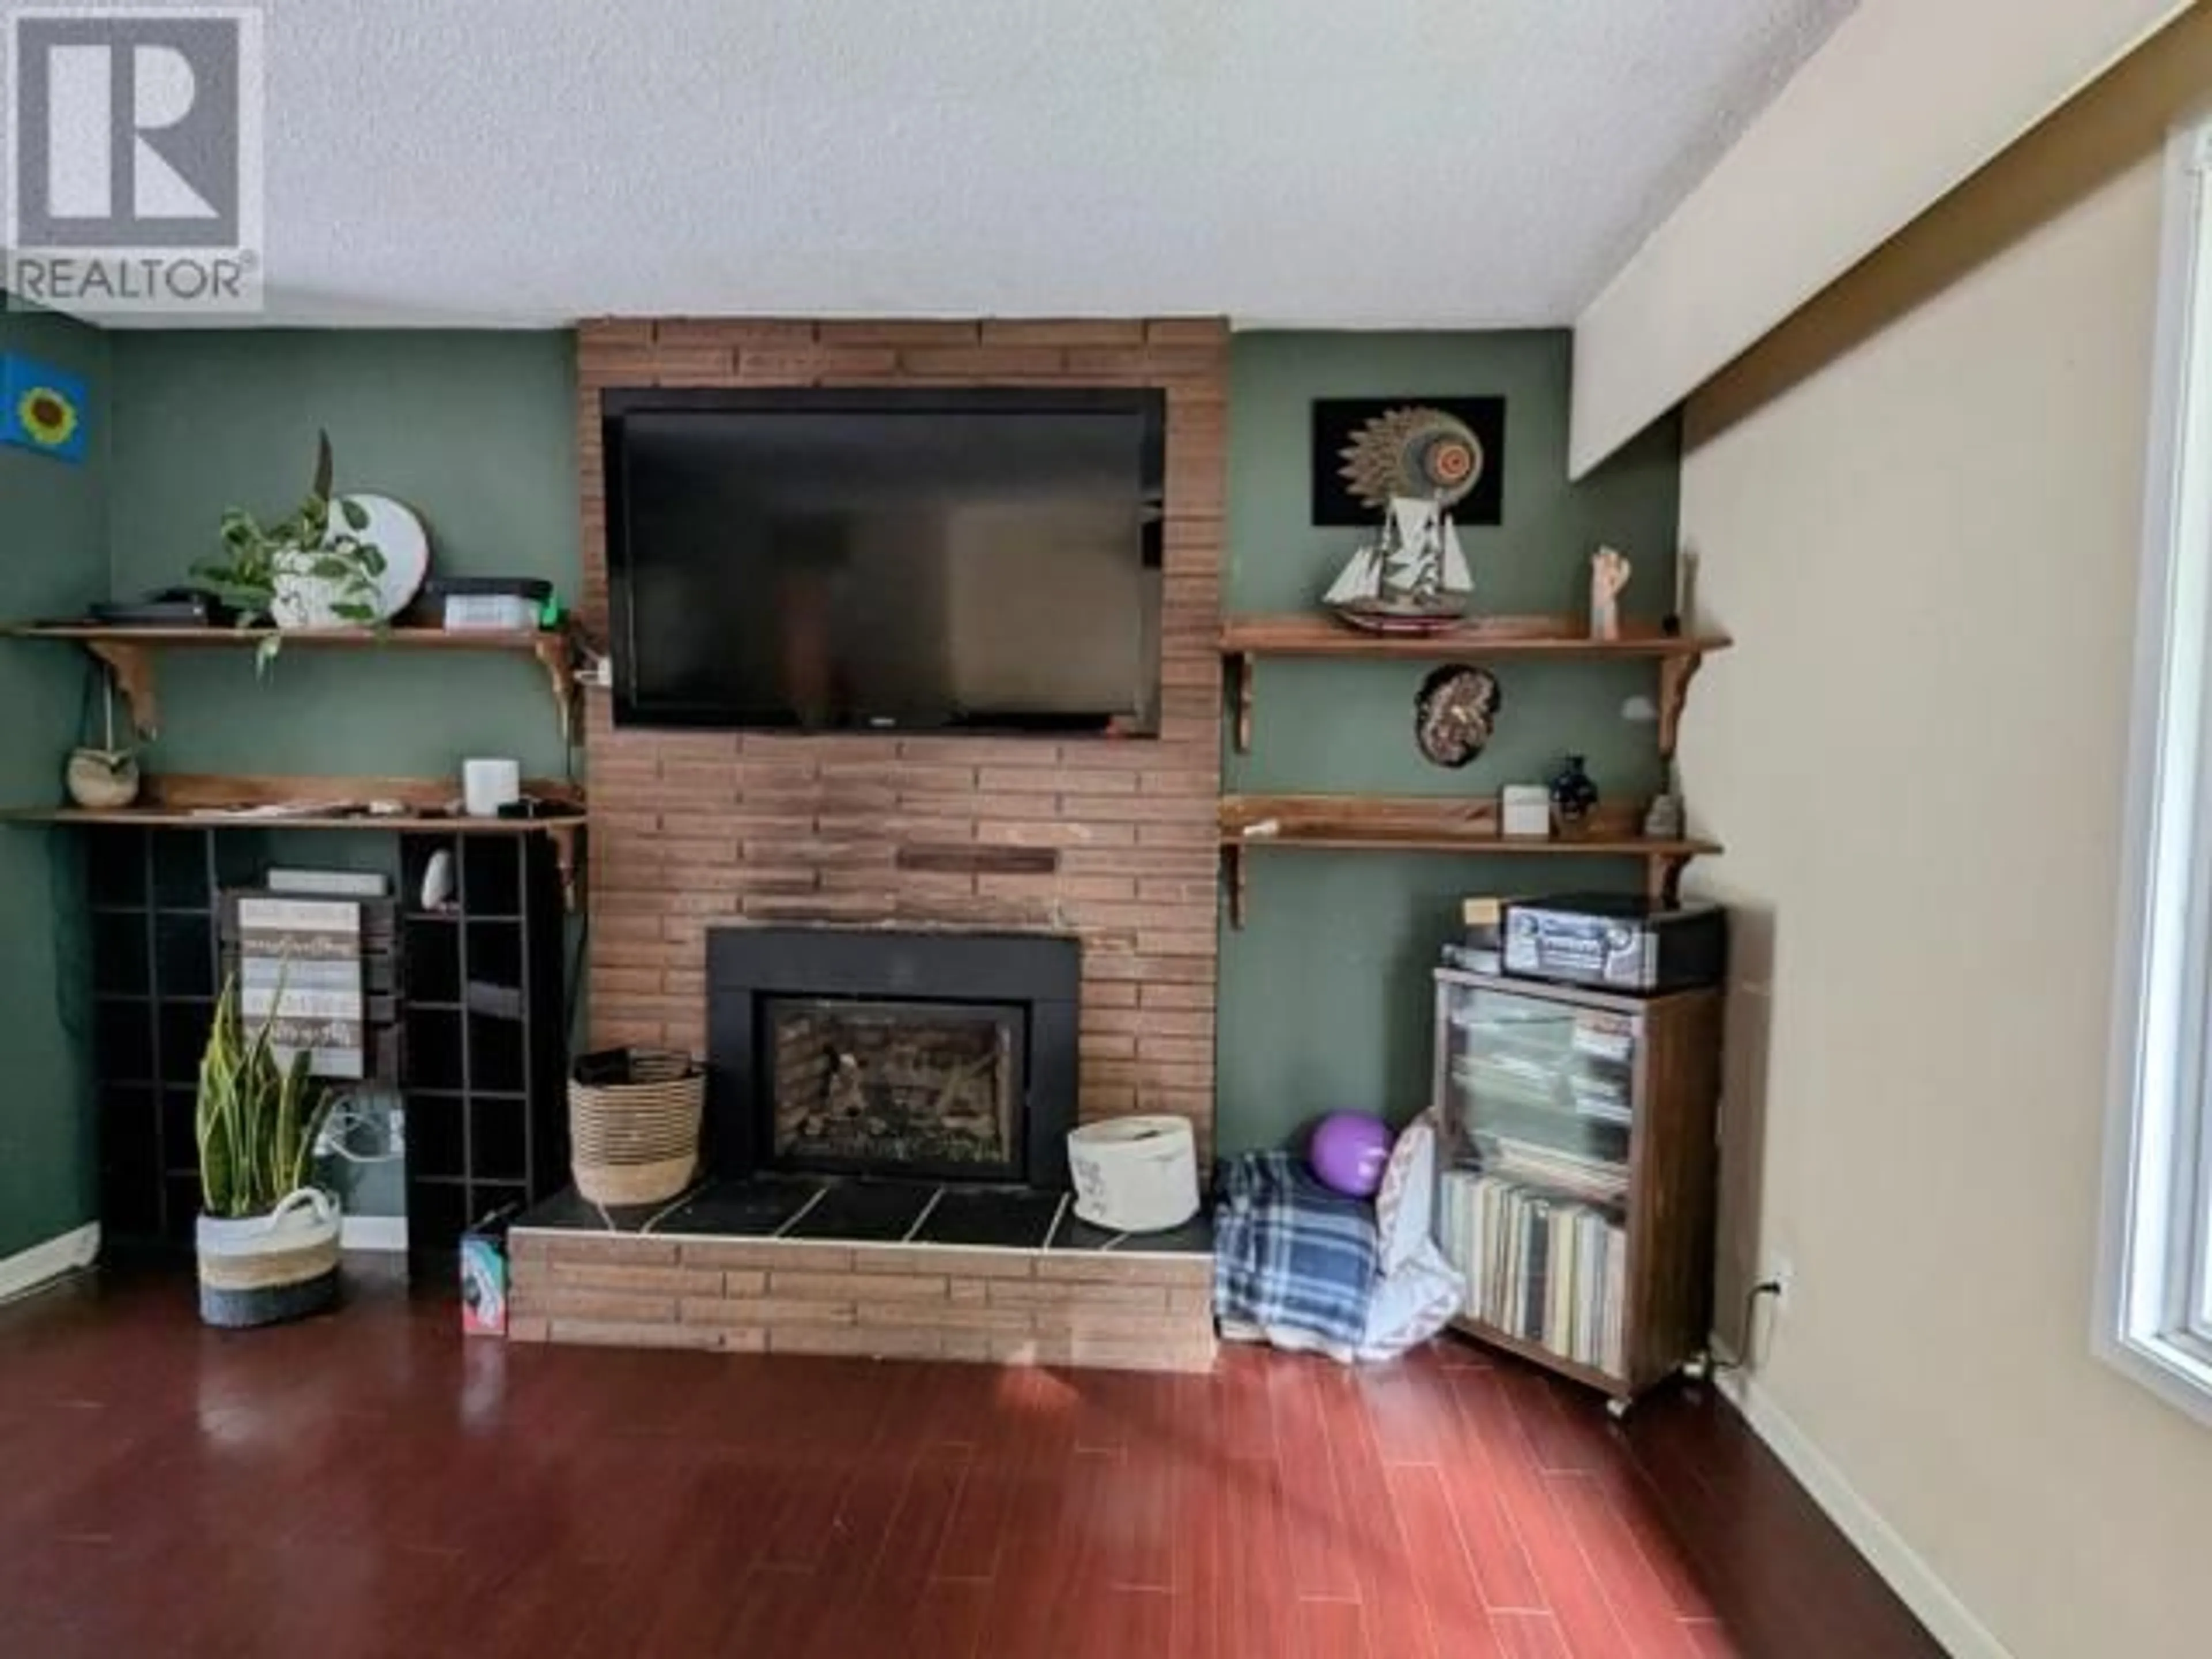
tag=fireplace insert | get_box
[708,928,1078,1188]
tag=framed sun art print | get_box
[1,354,90,465]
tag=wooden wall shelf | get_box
[0,623,584,741]
[1218,793,1719,925]
[1218,613,1730,757]
[1,773,588,901]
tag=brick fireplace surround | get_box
[510,320,1228,1373]
[575,317,1226,1149]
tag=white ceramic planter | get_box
[269,555,350,629]
[196,1188,342,1328]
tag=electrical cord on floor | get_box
[1706,1278,1785,1376]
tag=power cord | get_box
[1707,1277,1785,1376]
[316,1090,406,1164]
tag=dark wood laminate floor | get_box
[0,1266,1945,1659]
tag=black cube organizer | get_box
[81,820,575,1262]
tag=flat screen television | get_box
[603,387,1166,734]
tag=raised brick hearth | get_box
[508,1201,1215,1373]
[575,317,1227,1156]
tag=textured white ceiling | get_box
[229,0,1855,328]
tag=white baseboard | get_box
[1718,1369,2013,1659]
[340,1215,408,1252]
[0,1222,100,1301]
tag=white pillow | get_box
[1373,1109,1438,1277]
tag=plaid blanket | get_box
[1212,1152,1378,1350]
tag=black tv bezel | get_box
[601,384,1168,736]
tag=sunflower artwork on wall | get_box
[0,354,90,465]
[1310,395,1506,527]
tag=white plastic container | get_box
[1501,784,1551,839]
[1067,1116,1200,1234]
[462,757,522,817]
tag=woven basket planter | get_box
[570,1047,703,1206]
[196,1189,342,1330]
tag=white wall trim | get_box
[0,1222,100,1301]
[1718,1370,2014,1659]
[2092,112,2212,1432]
[340,1215,408,1253]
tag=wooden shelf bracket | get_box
[86,639,160,738]
[532,631,582,743]
[547,822,582,911]
[1656,652,1704,762]
[1645,851,1691,908]
[1227,651,1253,753]
[1221,842,1247,928]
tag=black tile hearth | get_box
[1054,1211,1214,1256]
[779,1179,937,1242]
[512,1176,1215,1254]
[512,1185,669,1234]
[912,1185,1067,1249]
[655,1174,821,1237]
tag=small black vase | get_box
[1549,755,1599,828]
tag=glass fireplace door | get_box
[762,996,1025,1182]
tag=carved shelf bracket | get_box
[1656,652,1705,762]
[547,823,582,912]
[532,632,581,743]
[88,641,159,739]
[1222,843,1248,929]
[1646,852,1692,908]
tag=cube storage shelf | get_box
[77,820,573,1260]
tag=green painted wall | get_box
[107,331,579,778]
[101,331,579,1221]
[6,323,1675,1230]
[0,308,109,1259]
[1215,331,1681,1153]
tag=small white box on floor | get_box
[1067,1116,1200,1233]
[1501,785,1551,838]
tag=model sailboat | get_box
[1323,495,1474,632]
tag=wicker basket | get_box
[569,1047,704,1206]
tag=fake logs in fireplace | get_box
[767,998,1022,1179]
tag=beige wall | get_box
[1573,0,2195,477]
[1679,75,2212,1659]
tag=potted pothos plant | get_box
[192,430,388,670]
[194,974,343,1329]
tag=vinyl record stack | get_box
[1438,1167,1626,1377]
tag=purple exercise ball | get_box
[1309,1112,1393,1199]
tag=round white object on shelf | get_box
[1067,1116,1200,1234]
[334,493,431,622]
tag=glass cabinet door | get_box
[1435,976,1637,1377]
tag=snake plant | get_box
[195,974,338,1220]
